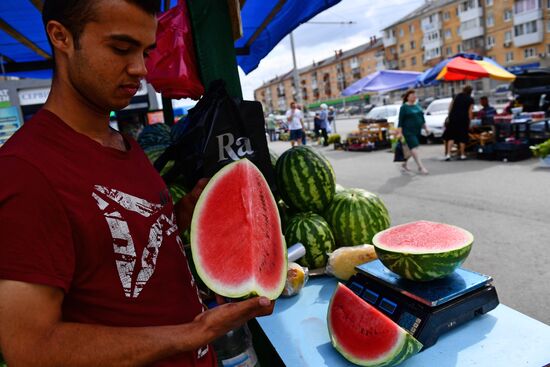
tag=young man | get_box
[285,101,304,147]
[478,96,497,126]
[0,1,273,366]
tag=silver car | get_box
[422,98,452,138]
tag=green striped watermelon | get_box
[372,221,473,281]
[328,283,422,367]
[137,123,171,150]
[276,146,335,212]
[285,212,335,269]
[324,189,390,247]
[335,183,346,194]
[269,149,279,169]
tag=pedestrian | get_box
[328,106,335,133]
[443,85,474,161]
[478,96,497,126]
[313,112,322,141]
[285,101,304,147]
[299,104,307,145]
[0,1,274,366]
[397,90,430,174]
[319,103,330,146]
[266,113,277,141]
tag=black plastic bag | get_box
[393,140,406,162]
[155,80,274,191]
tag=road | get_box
[269,118,550,325]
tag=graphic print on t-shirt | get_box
[92,185,182,298]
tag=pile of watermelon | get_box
[274,146,391,270]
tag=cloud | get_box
[240,0,424,99]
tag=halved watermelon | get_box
[328,283,422,366]
[190,159,287,299]
[372,221,473,281]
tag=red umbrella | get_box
[436,57,516,81]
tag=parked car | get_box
[363,104,401,125]
[422,98,481,139]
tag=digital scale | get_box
[346,260,499,350]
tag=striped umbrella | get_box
[436,57,516,82]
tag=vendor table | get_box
[256,276,550,367]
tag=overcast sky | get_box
[238,0,425,100]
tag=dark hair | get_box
[402,89,415,103]
[463,85,473,94]
[480,96,488,100]
[42,0,160,50]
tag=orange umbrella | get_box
[436,57,516,82]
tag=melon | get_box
[328,283,422,366]
[190,159,287,299]
[372,221,473,281]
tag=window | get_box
[487,14,494,27]
[410,41,416,49]
[505,30,512,42]
[445,29,452,39]
[399,44,405,53]
[401,59,406,68]
[409,24,415,33]
[524,47,536,58]
[547,21,550,33]
[400,28,404,37]
[525,20,538,33]
[446,46,452,55]
[515,0,540,14]
[487,36,495,47]
[411,56,417,66]
[504,9,512,21]
[486,0,493,5]
[350,56,359,69]
[505,51,514,62]
[515,24,524,36]
[444,11,451,20]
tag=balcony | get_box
[421,14,442,33]
[514,24,544,47]
[461,18,484,40]
[459,6,483,22]
[423,36,442,49]
[383,34,397,47]
[513,8,543,25]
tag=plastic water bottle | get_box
[212,323,260,367]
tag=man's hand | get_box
[174,178,209,231]
[193,297,275,342]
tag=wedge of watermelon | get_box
[328,283,422,367]
[190,159,287,300]
[372,221,473,281]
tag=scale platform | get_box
[346,260,499,350]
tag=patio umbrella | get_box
[341,70,422,96]
[437,57,516,82]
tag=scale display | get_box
[347,260,499,349]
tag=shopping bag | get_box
[155,80,275,191]
[393,141,406,162]
[145,0,204,99]
[402,140,412,159]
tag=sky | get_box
[238,0,425,100]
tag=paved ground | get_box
[269,117,550,325]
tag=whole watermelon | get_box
[276,146,335,213]
[137,123,171,150]
[285,212,335,269]
[324,188,390,247]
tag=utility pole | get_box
[290,32,302,106]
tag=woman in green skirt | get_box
[397,90,430,174]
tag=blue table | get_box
[257,276,550,366]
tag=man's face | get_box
[481,98,488,107]
[290,102,296,109]
[65,0,157,111]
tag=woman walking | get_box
[397,90,430,174]
[443,85,474,160]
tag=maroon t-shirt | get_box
[0,109,215,367]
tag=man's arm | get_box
[0,280,273,367]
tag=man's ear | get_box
[46,20,74,55]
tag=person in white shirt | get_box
[285,101,304,147]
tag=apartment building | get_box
[254,38,384,113]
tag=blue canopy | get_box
[342,70,422,96]
[0,0,341,78]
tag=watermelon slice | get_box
[328,283,422,366]
[190,159,287,300]
[372,221,473,281]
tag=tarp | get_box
[0,0,341,78]
[341,70,422,96]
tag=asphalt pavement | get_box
[270,116,550,325]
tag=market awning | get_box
[0,0,342,78]
[341,70,422,96]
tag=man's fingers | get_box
[189,178,209,201]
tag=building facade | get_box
[255,0,550,112]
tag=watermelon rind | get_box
[285,212,335,269]
[275,146,335,213]
[328,283,422,367]
[372,221,473,281]
[324,188,391,247]
[190,159,287,300]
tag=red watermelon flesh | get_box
[190,159,286,300]
[375,221,471,253]
[328,283,422,366]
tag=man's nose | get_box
[127,54,148,78]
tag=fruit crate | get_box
[475,144,496,161]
